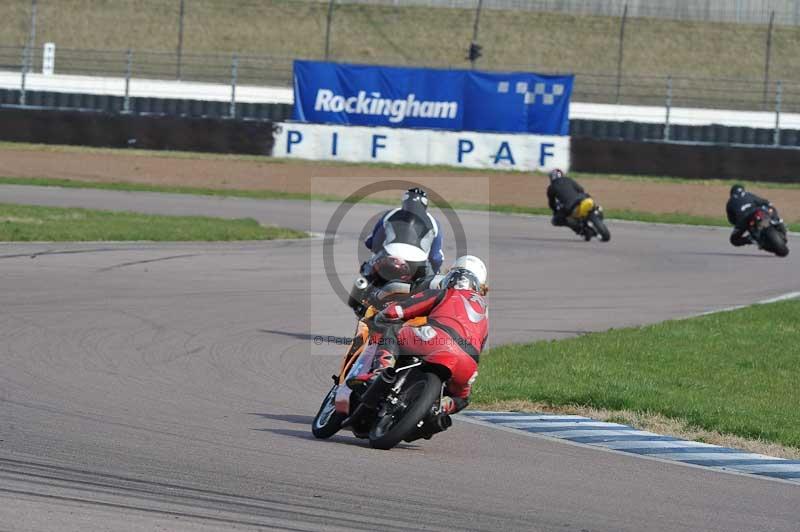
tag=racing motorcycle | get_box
[569,197,611,242]
[745,205,789,257]
[311,306,453,450]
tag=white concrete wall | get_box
[273,122,570,172]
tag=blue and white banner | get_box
[292,60,573,136]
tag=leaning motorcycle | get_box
[311,307,453,450]
[568,197,611,242]
[745,205,789,257]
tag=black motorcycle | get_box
[745,205,789,257]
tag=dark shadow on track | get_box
[506,236,588,244]
[248,413,314,425]
[681,251,779,258]
[258,329,352,344]
[251,427,422,451]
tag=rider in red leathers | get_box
[372,255,488,416]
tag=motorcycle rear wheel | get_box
[763,227,789,257]
[311,384,347,439]
[589,212,611,242]
[368,372,442,450]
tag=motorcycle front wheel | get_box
[368,372,442,450]
[311,384,347,439]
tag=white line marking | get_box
[505,421,630,429]
[654,452,780,462]
[692,290,800,318]
[600,440,721,450]
[724,464,800,473]
[758,291,800,304]
[528,429,647,438]
[471,414,592,422]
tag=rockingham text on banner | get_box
[292,60,573,135]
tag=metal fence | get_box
[2,44,798,116]
[4,0,800,115]
[305,0,800,26]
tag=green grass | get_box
[2,176,799,232]
[473,299,800,448]
[0,203,307,242]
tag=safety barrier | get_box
[571,138,800,181]
[0,107,277,155]
[0,107,797,181]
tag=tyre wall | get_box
[571,137,800,182]
[0,107,277,155]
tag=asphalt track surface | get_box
[1,185,798,531]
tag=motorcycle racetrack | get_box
[1,184,799,531]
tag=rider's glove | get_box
[372,310,397,331]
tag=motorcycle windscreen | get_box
[381,211,434,263]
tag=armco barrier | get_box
[571,138,800,182]
[0,88,294,122]
[0,108,277,155]
[273,122,570,172]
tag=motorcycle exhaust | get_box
[340,368,397,428]
[406,413,453,443]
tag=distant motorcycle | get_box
[745,205,789,257]
[312,307,452,450]
[569,197,611,242]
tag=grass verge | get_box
[2,176,798,232]
[472,299,800,450]
[0,203,307,242]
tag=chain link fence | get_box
[301,0,800,26]
[3,0,800,113]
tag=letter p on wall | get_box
[457,139,474,163]
[286,130,303,154]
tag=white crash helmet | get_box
[445,255,488,293]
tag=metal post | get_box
[176,0,185,79]
[20,0,38,106]
[774,81,782,146]
[663,75,672,142]
[229,54,238,118]
[763,11,775,108]
[27,0,37,68]
[794,0,799,26]
[124,49,132,113]
[19,52,27,106]
[324,0,335,60]
[469,0,484,69]
[615,3,628,104]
